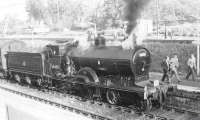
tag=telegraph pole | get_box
[193,31,200,77]
[197,32,200,76]
[156,0,159,39]
[196,20,200,76]
[197,44,199,76]
[57,0,59,24]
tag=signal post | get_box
[193,40,200,78]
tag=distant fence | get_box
[143,39,194,44]
[143,35,200,44]
[144,42,197,73]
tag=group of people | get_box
[161,54,196,83]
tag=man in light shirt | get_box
[186,54,196,81]
[170,54,181,82]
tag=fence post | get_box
[197,44,199,76]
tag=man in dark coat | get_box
[161,56,170,82]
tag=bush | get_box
[144,43,197,73]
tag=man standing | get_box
[186,54,196,81]
[94,33,106,47]
[170,54,181,82]
[161,56,170,82]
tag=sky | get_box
[0,0,27,21]
[0,0,103,21]
[0,0,28,20]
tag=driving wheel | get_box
[106,90,120,105]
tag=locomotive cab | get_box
[44,45,60,56]
[42,45,65,77]
[43,44,74,77]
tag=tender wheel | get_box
[7,71,13,80]
[106,90,120,105]
[79,85,94,99]
[36,78,42,86]
[86,87,94,99]
[146,99,152,111]
[14,74,21,83]
[141,99,152,112]
[0,72,4,78]
[25,76,31,85]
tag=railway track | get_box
[0,79,198,120]
[0,82,114,120]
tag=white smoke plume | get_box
[74,34,90,50]
[122,19,151,49]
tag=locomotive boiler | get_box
[66,42,153,106]
[69,45,151,84]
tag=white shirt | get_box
[170,57,179,69]
[187,57,196,68]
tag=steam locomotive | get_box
[0,39,159,109]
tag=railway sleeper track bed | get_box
[0,80,113,120]
[0,79,199,120]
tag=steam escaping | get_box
[75,34,90,50]
[122,0,150,49]
[124,0,149,35]
[122,31,136,49]
[134,19,152,45]
[122,19,152,49]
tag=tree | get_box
[26,0,88,30]
[25,0,200,31]
[143,0,200,23]
[89,0,124,30]
[26,0,45,23]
